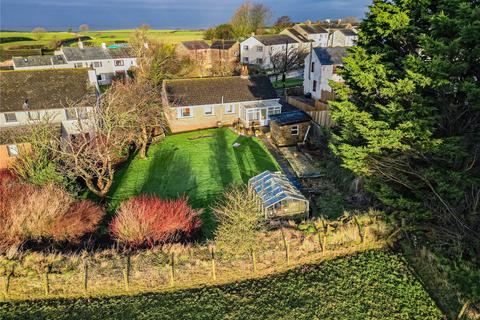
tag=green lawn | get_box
[272,78,304,89]
[0,250,443,319]
[0,29,204,49]
[107,128,280,236]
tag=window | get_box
[256,46,263,52]
[291,125,299,136]
[243,45,249,50]
[243,57,249,63]
[28,111,40,121]
[114,60,124,66]
[225,104,235,114]
[65,108,77,120]
[178,107,192,118]
[203,106,214,116]
[93,61,102,67]
[312,80,317,92]
[4,113,17,123]
[74,62,83,68]
[7,145,19,157]
[97,75,103,81]
[256,58,263,64]
[311,62,315,73]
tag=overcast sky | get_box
[1,0,371,31]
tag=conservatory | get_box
[248,171,310,219]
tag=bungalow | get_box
[0,69,98,169]
[240,34,300,70]
[281,23,329,48]
[303,47,348,102]
[12,43,137,85]
[328,29,358,47]
[162,74,281,133]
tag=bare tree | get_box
[250,3,272,33]
[79,24,90,32]
[230,1,272,39]
[341,16,360,25]
[269,45,308,82]
[273,15,293,32]
[31,27,46,40]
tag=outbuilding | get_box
[269,110,311,147]
[248,171,309,219]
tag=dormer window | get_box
[4,113,17,123]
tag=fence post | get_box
[43,265,51,295]
[281,227,290,264]
[169,252,175,287]
[322,216,328,255]
[123,254,131,291]
[210,246,216,281]
[83,258,89,293]
[4,265,14,296]
[354,216,364,243]
[250,249,257,273]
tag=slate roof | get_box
[313,47,348,65]
[0,69,96,112]
[254,35,298,46]
[285,28,310,43]
[165,76,277,106]
[62,47,112,61]
[181,41,210,50]
[339,29,357,36]
[12,55,67,68]
[298,24,329,34]
[270,110,311,125]
[108,47,135,59]
[210,40,238,50]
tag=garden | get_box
[106,128,281,236]
[0,250,443,319]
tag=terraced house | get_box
[0,68,97,169]
[162,75,281,133]
[12,43,137,85]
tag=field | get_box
[107,128,280,235]
[0,250,443,319]
[272,78,304,89]
[0,29,204,49]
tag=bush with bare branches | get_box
[110,195,202,248]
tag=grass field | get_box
[272,78,304,89]
[0,250,443,319]
[0,29,204,49]
[106,128,280,235]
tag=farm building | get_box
[269,110,311,147]
[248,171,309,219]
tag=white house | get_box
[303,47,348,101]
[0,68,98,168]
[12,43,137,85]
[328,29,358,47]
[281,24,329,48]
[240,35,300,70]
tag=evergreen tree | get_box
[330,0,480,258]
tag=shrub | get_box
[0,176,103,252]
[110,195,202,248]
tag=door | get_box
[260,108,268,126]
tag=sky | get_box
[0,0,371,31]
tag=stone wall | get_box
[270,120,311,147]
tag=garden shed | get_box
[248,171,309,219]
[269,110,311,147]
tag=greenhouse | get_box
[248,171,310,219]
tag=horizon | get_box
[0,0,370,31]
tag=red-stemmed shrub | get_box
[0,174,104,252]
[109,195,202,248]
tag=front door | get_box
[259,108,268,126]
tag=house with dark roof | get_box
[240,34,301,70]
[162,75,281,133]
[13,42,137,85]
[329,29,358,47]
[303,47,348,102]
[176,40,239,76]
[281,23,329,48]
[0,68,98,169]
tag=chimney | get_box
[240,65,249,79]
[78,40,84,49]
[101,42,107,50]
